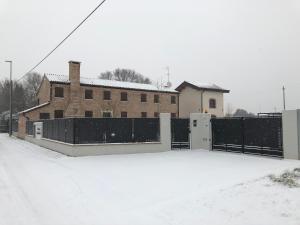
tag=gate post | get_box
[190,113,211,150]
[160,113,171,151]
[282,110,300,160]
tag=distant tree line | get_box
[99,68,152,84]
[0,72,42,115]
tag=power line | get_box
[17,0,107,82]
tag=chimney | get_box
[65,61,82,117]
[69,61,81,85]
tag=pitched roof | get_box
[175,81,230,93]
[19,102,50,114]
[45,74,178,93]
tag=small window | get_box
[154,112,159,118]
[54,110,64,119]
[171,113,177,118]
[39,113,50,120]
[85,111,93,118]
[103,91,111,100]
[154,94,159,103]
[103,111,112,118]
[171,96,176,104]
[85,90,93,99]
[121,111,128,118]
[141,94,147,102]
[121,92,128,101]
[141,112,147,118]
[193,120,197,127]
[209,99,216,108]
[55,87,64,98]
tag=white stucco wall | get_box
[25,113,171,157]
[179,87,224,118]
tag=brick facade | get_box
[19,61,179,134]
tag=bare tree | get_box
[225,103,234,117]
[99,68,152,84]
[23,72,42,107]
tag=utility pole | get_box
[5,60,12,137]
[282,86,286,111]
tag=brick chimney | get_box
[65,61,82,117]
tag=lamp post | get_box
[282,86,286,111]
[4,60,12,136]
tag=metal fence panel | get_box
[133,118,160,142]
[211,117,283,157]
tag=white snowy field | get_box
[0,134,300,225]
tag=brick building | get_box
[18,61,230,138]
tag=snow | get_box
[0,133,300,225]
[45,74,177,93]
[184,80,229,92]
[18,102,50,114]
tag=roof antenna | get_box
[164,66,172,88]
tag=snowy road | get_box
[0,133,300,225]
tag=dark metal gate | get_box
[211,117,283,157]
[171,118,190,150]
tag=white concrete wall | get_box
[25,113,171,157]
[190,113,212,150]
[282,110,300,160]
[179,87,224,118]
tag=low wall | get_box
[25,113,171,157]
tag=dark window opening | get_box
[39,113,50,120]
[171,113,177,118]
[85,111,93,118]
[103,111,112,118]
[209,99,216,108]
[103,91,111,100]
[154,94,159,103]
[54,110,64,119]
[121,92,128,101]
[121,111,128,118]
[141,94,147,102]
[85,90,93,99]
[154,112,159,118]
[141,112,147,118]
[55,87,64,98]
[171,96,176,104]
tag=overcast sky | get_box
[0,0,300,113]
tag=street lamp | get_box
[4,60,12,136]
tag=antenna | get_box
[164,66,172,88]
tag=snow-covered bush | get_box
[269,168,300,188]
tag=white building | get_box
[176,81,230,118]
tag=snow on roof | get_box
[45,74,177,93]
[176,81,229,93]
[19,102,50,114]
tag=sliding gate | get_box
[171,118,190,150]
[211,117,283,157]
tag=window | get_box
[141,94,147,102]
[154,112,159,118]
[171,113,177,118]
[39,113,50,120]
[171,96,176,104]
[121,111,128,118]
[154,94,159,103]
[209,98,216,108]
[85,111,93,118]
[141,112,147,118]
[121,92,128,101]
[103,91,111,100]
[54,110,64,118]
[55,87,64,98]
[85,90,93,99]
[102,111,112,118]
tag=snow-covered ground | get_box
[0,134,300,225]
